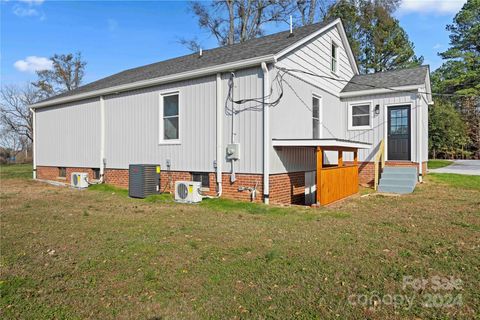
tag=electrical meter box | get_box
[226,143,240,160]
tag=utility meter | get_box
[226,143,240,160]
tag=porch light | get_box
[374,104,380,115]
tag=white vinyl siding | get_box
[276,25,356,96]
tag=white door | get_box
[305,171,316,205]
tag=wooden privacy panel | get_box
[319,165,358,205]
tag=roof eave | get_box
[340,84,423,99]
[31,54,277,109]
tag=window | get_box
[92,168,100,180]
[192,172,210,188]
[349,103,371,130]
[58,167,66,178]
[331,42,338,73]
[312,96,321,139]
[161,93,179,141]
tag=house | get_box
[30,18,432,205]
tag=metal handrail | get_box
[374,140,385,190]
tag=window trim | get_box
[92,168,101,180]
[58,167,66,178]
[348,101,373,131]
[158,91,181,145]
[331,40,339,75]
[191,172,210,189]
[312,93,323,139]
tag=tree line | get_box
[1,0,478,163]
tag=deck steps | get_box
[378,167,417,194]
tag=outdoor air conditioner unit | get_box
[71,172,89,188]
[175,181,203,203]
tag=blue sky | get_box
[1,0,467,86]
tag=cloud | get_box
[433,43,443,49]
[400,0,466,15]
[12,0,46,19]
[13,6,39,17]
[107,18,119,32]
[14,56,53,73]
[18,0,45,4]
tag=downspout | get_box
[30,107,36,179]
[100,96,106,182]
[261,62,270,204]
[216,73,223,196]
[417,90,423,182]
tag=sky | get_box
[0,0,468,87]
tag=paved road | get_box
[429,160,480,176]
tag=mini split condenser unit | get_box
[71,172,89,188]
[175,181,202,203]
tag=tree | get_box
[432,0,480,158]
[32,52,87,99]
[429,99,470,159]
[188,0,292,47]
[0,84,40,144]
[326,0,423,73]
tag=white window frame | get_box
[348,101,372,131]
[331,40,338,75]
[159,91,181,145]
[312,93,322,139]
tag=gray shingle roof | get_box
[341,65,429,92]
[41,20,332,103]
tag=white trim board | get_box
[340,85,423,99]
[272,139,371,149]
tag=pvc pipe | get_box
[261,62,270,204]
[216,73,223,196]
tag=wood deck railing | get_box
[319,165,358,205]
[316,146,359,205]
[374,140,385,190]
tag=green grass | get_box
[428,159,453,169]
[429,173,480,190]
[1,165,479,319]
[0,164,32,180]
[87,183,129,197]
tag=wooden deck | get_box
[316,146,359,205]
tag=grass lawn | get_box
[1,165,479,319]
[428,159,453,169]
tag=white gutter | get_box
[100,96,106,181]
[30,55,276,109]
[261,62,270,205]
[340,84,423,99]
[215,73,223,196]
[30,108,36,179]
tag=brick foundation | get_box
[37,166,314,205]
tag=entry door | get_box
[305,171,316,205]
[387,105,411,160]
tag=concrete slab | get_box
[429,160,480,176]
